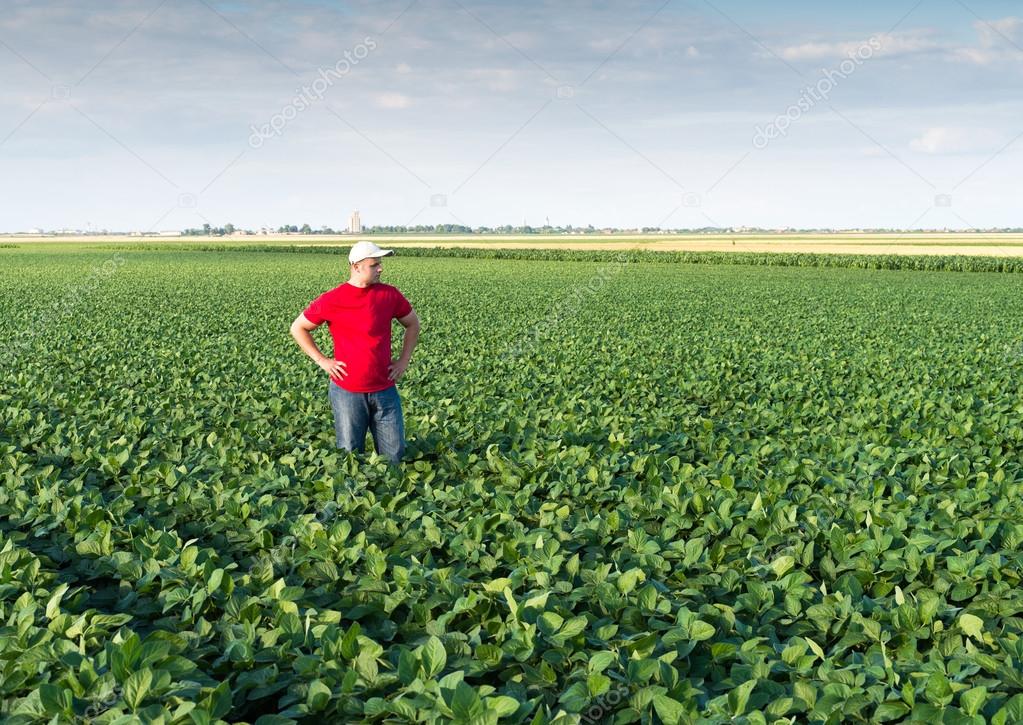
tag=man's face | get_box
[354,257,382,283]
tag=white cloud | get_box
[465,67,524,92]
[780,31,938,61]
[781,40,861,61]
[909,127,1003,154]
[953,17,1023,65]
[955,48,998,65]
[587,36,621,53]
[873,32,944,57]
[502,31,540,50]
[976,17,1023,48]
[780,22,1023,68]
[373,92,412,109]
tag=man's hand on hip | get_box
[317,357,347,381]
[388,358,409,382]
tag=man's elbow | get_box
[402,312,421,331]
[289,316,309,338]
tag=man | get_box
[290,241,420,464]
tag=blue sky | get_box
[1,0,1021,231]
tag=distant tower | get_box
[349,210,362,234]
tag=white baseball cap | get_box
[348,240,394,264]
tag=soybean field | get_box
[5,246,1023,724]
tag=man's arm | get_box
[388,309,420,381]
[290,313,347,380]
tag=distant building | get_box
[349,210,362,234]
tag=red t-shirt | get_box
[303,282,413,393]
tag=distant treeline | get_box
[179,224,1023,235]
[182,224,729,235]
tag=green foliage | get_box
[92,241,1023,273]
[4,249,1023,723]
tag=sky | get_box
[1,0,1021,231]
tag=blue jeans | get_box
[328,382,405,465]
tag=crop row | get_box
[77,243,1023,274]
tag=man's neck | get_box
[346,278,371,288]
